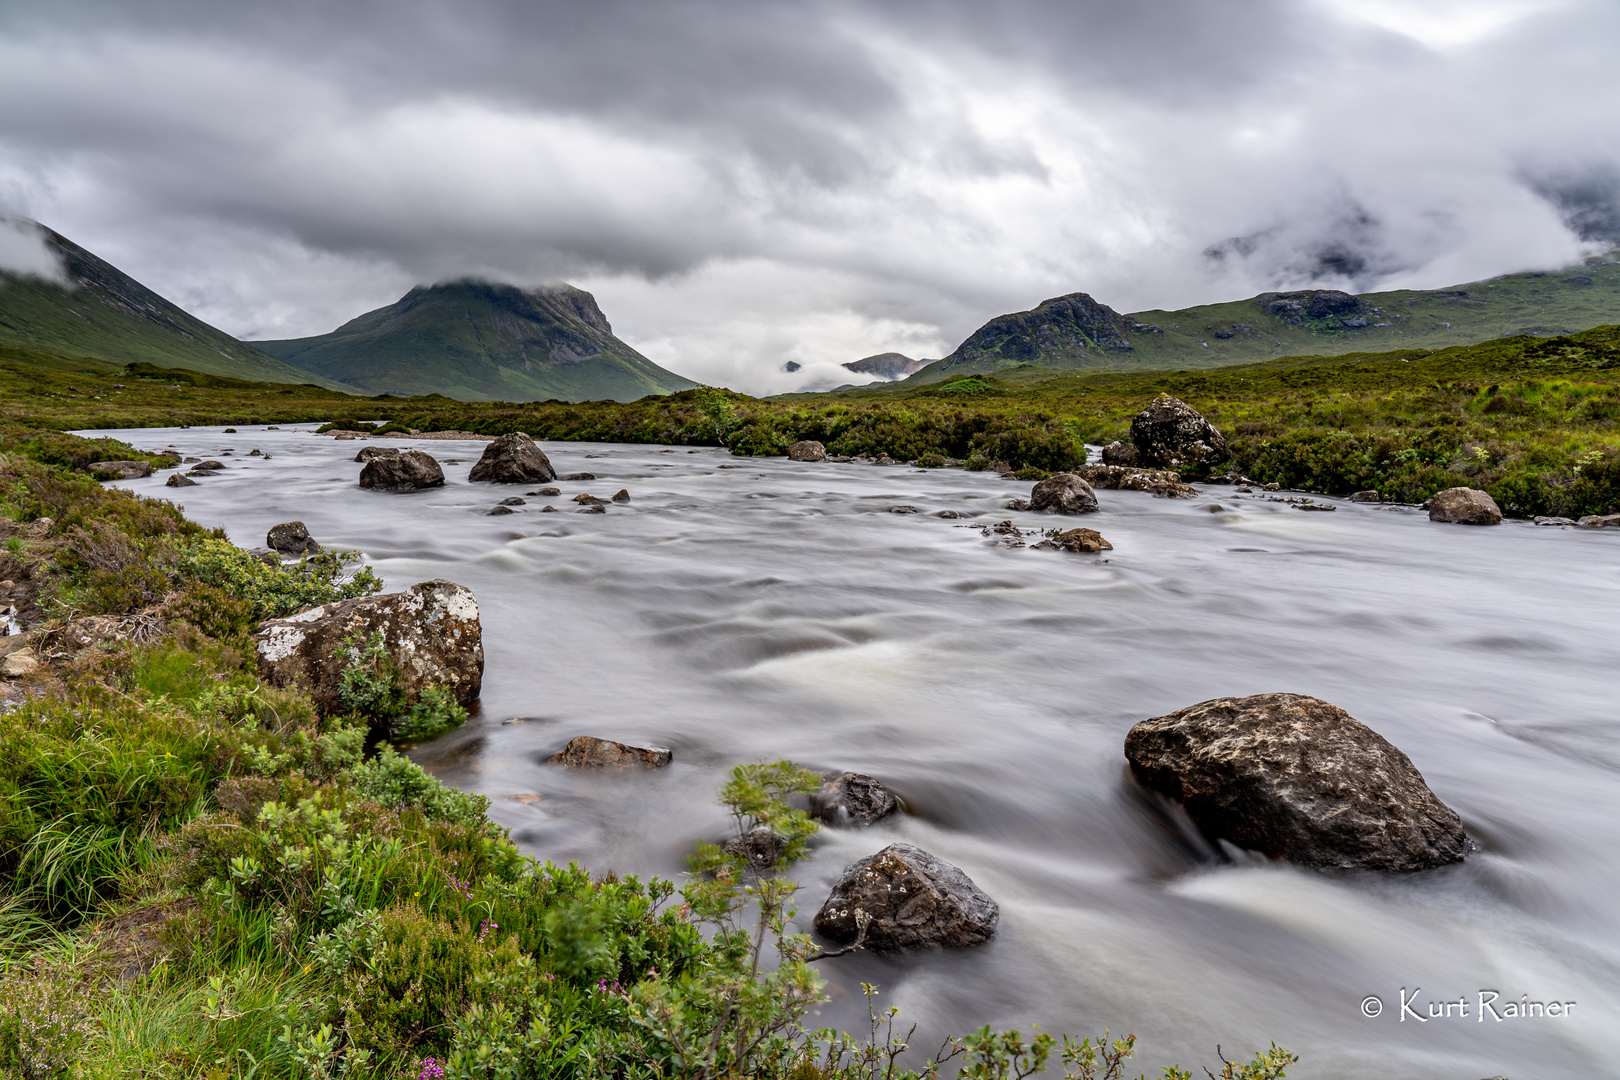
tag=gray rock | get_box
[355,446,399,463]
[359,450,445,491]
[1125,693,1470,872]
[558,472,595,481]
[266,521,319,555]
[814,843,999,951]
[1028,473,1099,514]
[87,460,152,480]
[547,736,671,768]
[724,826,788,869]
[1032,527,1112,553]
[255,579,483,713]
[1428,487,1502,526]
[1129,395,1231,473]
[486,505,515,515]
[468,432,556,484]
[788,440,829,462]
[1533,515,1576,526]
[1350,490,1381,502]
[1577,513,1620,529]
[811,772,899,826]
[498,497,525,506]
[194,460,225,471]
[165,473,198,488]
[1100,441,1138,467]
[1078,464,1194,498]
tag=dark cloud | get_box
[1,0,1616,392]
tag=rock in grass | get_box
[810,772,899,826]
[266,521,319,555]
[1028,473,1099,514]
[255,580,483,712]
[788,440,829,462]
[468,432,556,484]
[359,450,445,491]
[814,843,999,951]
[165,473,198,488]
[87,460,152,480]
[1428,487,1502,526]
[1124,693,1469,872]
[1129,395,1231,473]
[356,445,399,463]
[547,736,671,768]
[1033,527,1112,553]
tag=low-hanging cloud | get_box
[0,216,69,284]
[0,0,1617,393]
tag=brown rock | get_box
[813,843,999,952]
[1428,487,1502,526]
[724,826,789,869]
[547,736,671,768]
[1028,473,1099,514]
[1,648,39,678]
[88,460,152,480]
[359,450,445,491]
[1349,490,1381,503]
[611,489,630,503]
[165,473,197,488]
[255,580,483,712]
[1125,693,1470,871]
[788,440,829,462]
[468,432,556,484]
[1577,513,1620,529]
[1033,527,1113,553]
[266,521,319,555]
[1078,464,1193,498]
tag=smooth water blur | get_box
[97,424,1620,1080]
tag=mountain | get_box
[256,280,697,403]
[908,252,1620,382]
[0,217,352,389]
[843,352,926,380]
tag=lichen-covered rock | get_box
[1100,441,1138,467]
[724,826,788,868]
[88,460,152,480]
[810,772,899,826]
[355,446,400,463]
[1428,487,1502,526]
[1032,527,1112,553]
[359,450,445,491]
[468,433,556,484]
[267,521,319,555]
[1028,473,1099,514]
[1128,395,1231,473]
[814,843,999,951]
[255,580,482,712]
[1124,693,1469,872]
[1078,465,1194,498]
[788,440,829,462]
[546,736,671,768]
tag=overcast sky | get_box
[2,0,1617,394]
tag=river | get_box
[93,423,1620,1080]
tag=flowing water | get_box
[94,424,1620,1080]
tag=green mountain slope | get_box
[0,217,353,390]
[909,252,1620,383]
[256,280,697,403]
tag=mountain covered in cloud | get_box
[842,353,926,380]
[255,281,697,403]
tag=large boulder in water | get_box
[468,433,556,484]
[360,450,445,491]
[788,440,828,462]
[1124,693,1469,872]
[1129,395,1231,473]
[1028,473,1099,514]
[254,580,482,712]
[814,843,999,951]
[547,736,671,768]
[1428,487,1502,526]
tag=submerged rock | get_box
[1028,473,1099,514]
[255,579,483,712]
[1124,692,1469,872]
[266,521,319,555]
[810,772,899,826]
[468,432,556,484]
[788,440,829,462]
[359,450,445,491]
[547,736,671,768]
[486,505,515,516]
[1428,487,1502,526]
[87,460,152,480]
[559,472,595,481]
[813,843,999,951]
[1129,395,1231,473]
[1032,527,1113,553]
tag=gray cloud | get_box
[1,0,1617,393]
[0,216,68,283]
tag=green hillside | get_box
[256,280,697,403]
[908,251,1620,382]
[0,217,353,390]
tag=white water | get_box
[94,424,1620,1080]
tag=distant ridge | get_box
[0,217,352,389]
[257,280,697,403]
[843,352,926,380]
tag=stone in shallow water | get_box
[814,843,999,951]
[469,432,556,484]
[547,736,671,768]
[1428,487,1501,526]
[266,521,319,555]
[1028,474,1098,514]
[359,450,444,491]
[810,772,899,826]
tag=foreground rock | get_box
[1078,464,1195,498]
[266,521,319,555]
[1428,487,1502,526]
[788,440,828,462]
[1033,527,1112,553]
[88,460,152,480]
[547,736,671,768]
[1129,395,1231,473]
[1027,473,1099,514]
[359,450,445,491]
[468,432,556,484]
[810,772,899,826]
[255,580,482,711]
[355,446,399,463]
[814,843,999,951]
[1124,693,1469,871]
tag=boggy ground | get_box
[0,429,1291,1079]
